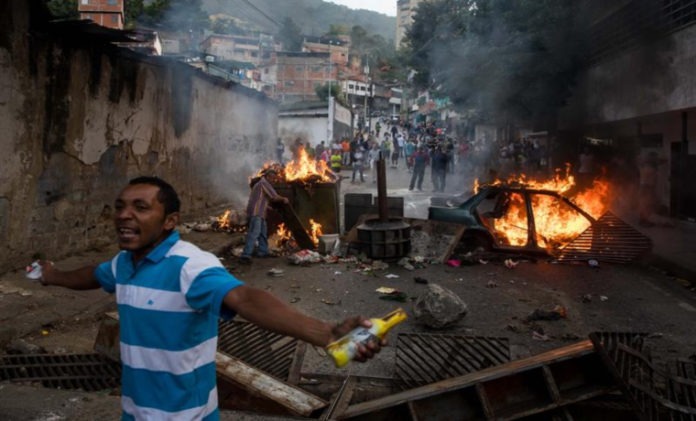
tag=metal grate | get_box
[217,320,299,380]
[591,332,696,419]
[555,211,652,263]
[394,333,509,390]
[0,353,121,392]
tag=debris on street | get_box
[413,284,468,328]
[526,305,568,322]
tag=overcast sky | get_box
[326,0,397,16]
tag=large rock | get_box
[413,283,468,328]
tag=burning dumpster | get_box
[257,147,341,249]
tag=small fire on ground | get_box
[475,164,610,249]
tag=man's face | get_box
[113,183,179,262]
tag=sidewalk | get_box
[637,218,696,284]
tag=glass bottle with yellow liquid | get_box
[326,308,407,368]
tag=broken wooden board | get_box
[277,201,315,250]
[339,340,630,420]
[216,352,327,417]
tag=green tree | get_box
[45,0,78,19]
[315,82,342,102]
[211,17,244,35]
[403,0,589,127]
[138,0,209,31]
[278,17,303,51]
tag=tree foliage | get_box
[315,82,341,102]
[278,17,303,51]
[137,0,209,30]
[403,0,589,126]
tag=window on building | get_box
[311,66,321,73]
[284,81,295,86]
[81,0,89,5]
[295,65,304,72]
[107,0,118,5]
[111,14,119,24]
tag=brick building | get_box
[77,0,124,30]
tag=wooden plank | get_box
[320,376,357,420]
[277,202,315,250]
[215,351,327,417]
[341,341,596,419]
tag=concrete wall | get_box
[0,0,278,273]
[559,24,696,128]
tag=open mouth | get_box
[117,227,138,241]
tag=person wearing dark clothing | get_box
[431,147,449,192]
[241,170,289,263]
[409,147,430,191]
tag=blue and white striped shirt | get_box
[95,231,243,420]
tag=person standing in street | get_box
[38,176,383,420]
[409,146,430,191]
[431,146,449,192]
[352,147,366,183]
[241,169,288,263]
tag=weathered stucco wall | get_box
[0,0,278,273]
[559,24,696,128]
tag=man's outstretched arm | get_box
[39,261,101,290]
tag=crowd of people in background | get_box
[277,118,669,227]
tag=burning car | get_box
[428,170,651,262]
[428,184,596,255]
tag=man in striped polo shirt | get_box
[39,176,382,420]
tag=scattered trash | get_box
[526,305,567,322]
[290,297,300,303]
[385,273,400,279]
[375,287,407,302]
[532,331,551,341]
[599,295,608,302]
[287,249,322,265]
[379,291,408,302]
[588,259,600,268]
[479,259,489,265]
[648,332,663,339]
[561,333,580,341]
[193,223,212,232]
[504,259,518,269]
[334,271,342,275]
[321,298,338,305]
[414,276,428,284]
[372,260,389,270]
[446,259,461,267]
[582,294,592,303]
[267,268,284,277]
[486,280,498,288]
[25,261,42,280]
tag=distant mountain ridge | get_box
[202,0,395,42]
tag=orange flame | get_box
[274,223,293,247]
[284,146,334,182]
[256,146,335,183]
[308,219,323,246]
[217,210,231,230]
[477,165,611,249]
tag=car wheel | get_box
[460,233,493,253]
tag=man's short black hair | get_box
[128,176,181,214]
